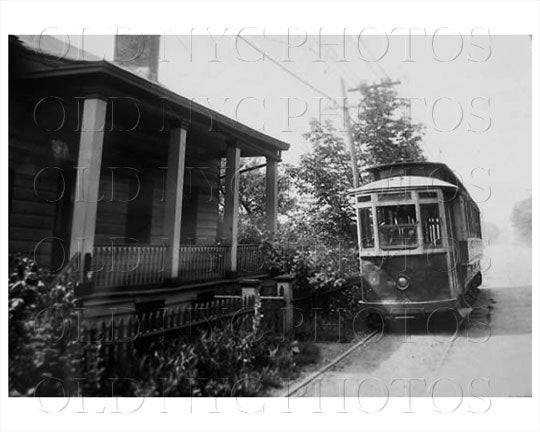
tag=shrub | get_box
[8,255,102,396]
[97,323,299,397]
[261,237,359,292]
[9,255,304,397]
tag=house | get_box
[9,35,289,319]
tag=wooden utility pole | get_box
[343,79,401,187]
[341,78,360,189]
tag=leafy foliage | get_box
[8,254,317,397]
[293,79,426,246]
[511,196,532,244]
[8,255,102,396]
[352,79,425,166]
[292,120,358,245]
[125,324,302,397]
[220,158,297,244]
[261,235,359,293]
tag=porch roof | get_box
[10,36,290,159]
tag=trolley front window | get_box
[421,203,443,247]
[376,204,418,250]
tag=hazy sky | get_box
[70,34,531,229]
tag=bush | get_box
[261,237,359,292]
[261,239,367,343]
[121,324,298,397]
[8,255,102,396]
[8,254,311,397]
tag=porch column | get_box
[265,157,278,235]
[223,142,241,275]
[164,120,189,280]
[69,98,107,259]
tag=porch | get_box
[9,41,289,298]
[65,94,282,295]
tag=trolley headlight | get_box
[396,275,410,290]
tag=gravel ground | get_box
[281,244,532,398]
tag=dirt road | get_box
[292,244,532,397]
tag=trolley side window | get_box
[359,207,374,248]
[421,203,442,247]
[376,205,418,250]
[468,204,482,238]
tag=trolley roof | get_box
[364,161,466,190]
[348,161,479,213]
[348,175,458,194]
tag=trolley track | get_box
[284,288,483,398]
[283,329,381,397]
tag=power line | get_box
[357,39,391,80]
[263,35,367,96]
[237,35,339,105]
[324,44,378,83]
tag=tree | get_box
[294,79,426,246]
[352,79,425,166]
[511,196,532,244]
[291,120,357,245]
[220,158,297,243]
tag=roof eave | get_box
[13,60,290,153]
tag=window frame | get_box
[354,189,448,256]
[376,203,419,250]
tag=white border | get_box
[1,1,538,431]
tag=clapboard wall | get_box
[9,90,81,270]
[93,128,221,247]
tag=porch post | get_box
[69,98,107,259]
[164,120,189,280]
[265,157,278,235]
[223,142,241,276]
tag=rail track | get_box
[283,288,483,397]
[282,329,381,397]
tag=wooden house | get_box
[8,35,289,318]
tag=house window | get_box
[376,204,418,250]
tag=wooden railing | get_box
[178,245,229,282]
[237,244,265,274]
[91,243,266,291]
[92,245,166,290]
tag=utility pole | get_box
[341,78,360,189]
[343,79,401,187]
[340,77,363,277]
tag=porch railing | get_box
[237,244,264,274]
[92,245,166,290]
[91,243,266,291]
[178,245,229,282]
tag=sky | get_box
[67,33,531,232]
